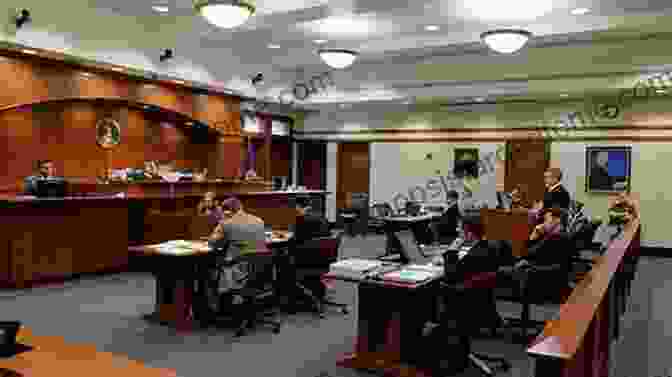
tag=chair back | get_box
[370,202,393,218]
[292,231,344,268]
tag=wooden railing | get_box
[526,217,641,377]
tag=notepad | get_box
[382,269,437,283]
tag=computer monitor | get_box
[35,179,67,198]
[496,192,512,210]
[396,231,426,264]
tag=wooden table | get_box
[128,233,292,331]
[326,271,441,377]
[0,327,177,377]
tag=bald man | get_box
[590,151,615,191]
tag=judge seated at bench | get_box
[291,196,330,243]
[24,159,62,196]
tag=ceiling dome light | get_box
[481,29,532,54]
[570,7,591,15]
[194,0,255,29]
[318,49,358,69]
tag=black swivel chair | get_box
[289,231,349,318]
[495,233,574,342]
[339,192,369,237]
[368,202,393,234]
[207,244,282,337]
[430,259,511,376]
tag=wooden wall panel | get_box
[337,143,369,210]
[137,84,194,116]
[271,140,291,179]
[299,141,326,191]
[211,140,242,178]
[0,59,50,106]
[0,54,245,188]
[194,95,240,135]
[75,72,134,99]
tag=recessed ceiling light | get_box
[152,5,169,13]
[21,49,37,54]
[313,39,327,44]
[570,7,591,15]
[475,97,486,102]
[267,44,281,49]
[425,25,440,31]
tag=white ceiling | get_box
[25,0,672,109]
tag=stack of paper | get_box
[405,264,444,275]
[150,240,210,255]
[329,258,383,280]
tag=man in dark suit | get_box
[542,167,571,210]
[590,151,615,191]
[434,190,461,244]
[292,196,331,243]
[24,160,59,195]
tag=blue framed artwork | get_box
[585,146,631,192]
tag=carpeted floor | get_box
[0,232,663,377]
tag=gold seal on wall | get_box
[96,117,121,149]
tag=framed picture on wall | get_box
[585,146,631,193]
[453,148,479,178]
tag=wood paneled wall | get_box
[298,141,326,191]
[0,54,242,191]
[241,138,291,181]
[336,143,369,210]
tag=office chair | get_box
[207,244,282,337]
[368,202,393,234]
[289,231,349,318]
[339,192,369,237]
[568,219,603,283]
[436,274,511,376]
[495,235,574,343]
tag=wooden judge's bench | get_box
[0,180,329,289]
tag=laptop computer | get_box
[496,192,512,210]
[396,231,428,264]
